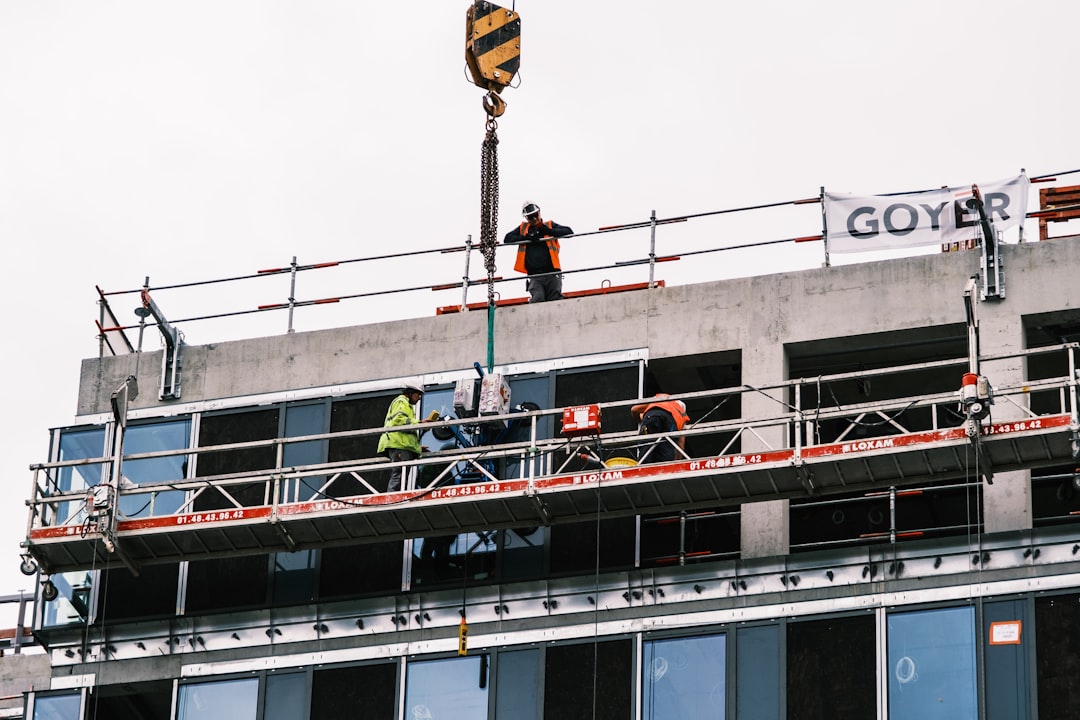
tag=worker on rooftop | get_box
[503,200,574,303]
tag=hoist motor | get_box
[960,372,993,420]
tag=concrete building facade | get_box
[16,236,1080,719]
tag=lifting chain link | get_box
[479,116,500,305]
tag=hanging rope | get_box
[480,111,501,371]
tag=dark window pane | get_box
[311,663,396,720]
[736,624,780,720]
[328,395,396,495]
[496,648,541,720]
[984,599,1030,720]
[554,366,640,451]
[98,564,178,622]
[412,530,497,590]
[272,549,318,604]
[264,672,307,720]
[1035,593,1080,720]
[788,615,875,720]
[196,409,279,509]
[329,396,393,462]
[92,680,172,720]
[550,518,636,575]
[185,555,268,613]
[501,526,547,581]
[641,510,739,567]
[319,541,403,599]
[545,640,632,720]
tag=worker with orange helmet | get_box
[503,201,574,303]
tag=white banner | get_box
[824,175,1029,254]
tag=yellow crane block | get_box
[465,1,520,116]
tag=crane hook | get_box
[483,91,506,118]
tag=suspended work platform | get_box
[23,348,1080,577]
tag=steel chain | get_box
[480,117,500,305]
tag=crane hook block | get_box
[466,1,520,94]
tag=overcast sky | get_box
[1,1,1077,610]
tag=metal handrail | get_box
[24,345,1080,537]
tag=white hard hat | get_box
[522,201,540,217]
[402,378,425,395]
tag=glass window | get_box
[643,634,726,719]
[319,540,403,599]
[788,615,875,720]
[273,402,329,604]
[545,640,632,720]
[54,426,106,526]
[185,555,268,613]
[272,549,318,604]
[178,678,258,720]
[549,517,636,576]
[405,655,489,720]
[1035,593,1080,719]
[412,378,550,589]
[495,648,541,720]
[887,606,977,719]
[311,663,395,720]
[413,530,497,589]
[32,692,81,720]
[97,563,179,623]
[281,402,327,503]
[196,409,279,509]
[41,570,93,627]
[736,625,780,720]
[188,409,278,613]
[264,671,308,720]
[92,679,172,719]
[121,419,191,517]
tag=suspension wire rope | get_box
[592,466,602,720]
[85,526,111,719]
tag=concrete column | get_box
[977,299,1031,534]
[740,342,790,558]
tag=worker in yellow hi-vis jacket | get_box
[377,380,436,492]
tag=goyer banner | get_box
[824,175,1029,254]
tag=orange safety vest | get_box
[513,221,561,274]
[639,394,689,431]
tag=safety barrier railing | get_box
[93,169,1080,355]
[25,344,1080,547]
[0,593,35,655]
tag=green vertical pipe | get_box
[487,302,495,372]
